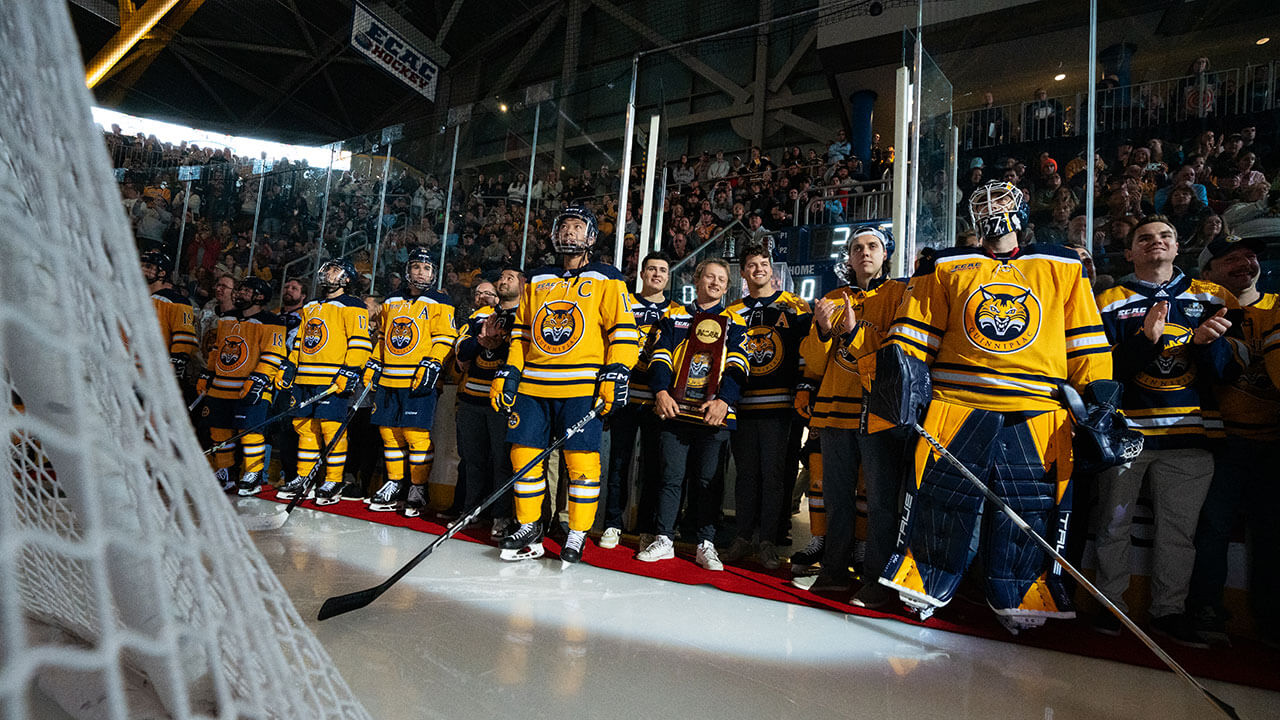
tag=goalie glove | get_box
[794,380,817,421]
[861,344,931,434]
[362,359,383,390]
[411,358,443,397]
[330,366,360,397]
[170,354,188,379]
[490,364,521,415]
[196,370,213,396]
[241,372,271,406]
[1060,380,1145,476]
[594,363,630,416]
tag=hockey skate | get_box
[367,480,404,512]
[276,475,311,500]
[789,535,824,575]
[236,470,263,497]
[500,521,545,561]
[401,483,427,517]
[993,609,1047,635]
[214,467,236,494]
[313,481,345,506]
[561,529,587,567]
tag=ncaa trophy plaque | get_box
[671,313,729,423]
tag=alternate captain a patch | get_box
[302,318,328,353]
[963,282,1041,354]
[385,315,420,356]
[532,301,585,355]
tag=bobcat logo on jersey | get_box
[302,318,328,353]
[386,316,419,356]
[963,282,1041,354]
[218,336,247,372]
[1137,323,1195,390]
[744,327,783,375]
[532,301,585,355]
[507,412,520,429]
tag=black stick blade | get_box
[318,587,382,621]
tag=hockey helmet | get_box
[238,276,273,307]
[404,246,437,291]
[969,181,1029,239]
[316,258,357,293]
[834,225,894,286]
[140,249,172,282]
[551,204,598,254]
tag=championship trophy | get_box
[671,312,729,424]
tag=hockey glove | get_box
[794,380,816,421]
[490,364,521,415]
[242,372,272,406]
[1061,380,1145,476]
[196,370,213,396]
[170,354,188,379]
[594,363,631,416]
[276,360,297,390]
[363,359,383,390]
[861,344,931,433]
[411,358,443,397]
[330,366,360,397]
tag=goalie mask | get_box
[551,204,598,255]
[316,258,357,293]
[235,277,273,310]
[969,181,1029,239]
[834,225,895,286]
[140,250,172,284]
[404,246,437,292]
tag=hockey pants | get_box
[208,427,267,474]
[880,399,1075,617]
[380,426,444,507]
[293,418,347,483]
[510,445,601,532]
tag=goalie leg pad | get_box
[880,400,1002,609]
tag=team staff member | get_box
[277,259,374,505]
[453,269,524,539]
[640,258,749,572]
[876,181,1112,632]
[490,205,639,565]
[364,248,457,517]
[198,278,286,496]
[724,245,811,569]
[794,227,907,608]
[599,252,681,549]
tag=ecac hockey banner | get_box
[350,1,441,101]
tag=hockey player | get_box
[277,258,374,505]
[794,227,908,608]
[876,181,1113,632]
[455,268,524,538]
[490,205,639,564]
[599,251,681,549]
[1093,217,1238,646]
[140,250,199,383]
[197,277,287,495]
[724,245,811,569]
[364,248,457,517]
[641,258,749,571]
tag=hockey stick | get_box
[910,422,1240,720]
[281,381,375,516]
[202,388,334,456]
[188,392,207,412]
[317,403,604,621]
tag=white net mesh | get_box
[0,5,370,719]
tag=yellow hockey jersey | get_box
[727,290,812,413]
[205,310,287,400]
[628,294,683,406]
[508,262,639,399]
[887,244,1112,412]
[800,278,908,430]
[456,304,517,405]
[374,290,457,389]
[151,288,199,358]
[290,294,374,386]
[1218,292,1280,441]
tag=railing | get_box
[800,178,893,225]
[278,231,371,299]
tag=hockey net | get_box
[0,5,369,719]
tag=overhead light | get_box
[1054,73,1067,81]
[868,1,883,16]
[498,103,508,112]
[1258,37,1271,45]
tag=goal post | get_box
[0,4,370,719]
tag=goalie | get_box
[868,181,1113,632]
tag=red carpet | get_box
[262,489,1280,692]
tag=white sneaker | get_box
[599,527,622,549]
[696,540,724,571]
[636,535,675,562]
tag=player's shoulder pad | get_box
[527,265,562,283]
[332,293,367,309]
[932,246,985,264]
[421,289,455,306]
[580,261,626,282]
[1022,242,1085,262]
[248,310,284,326]
[153,287,192,305]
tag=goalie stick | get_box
[909,422,1240,720]
[282,382,375,516]
[202,387,335,456]
[317,403,604,621]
